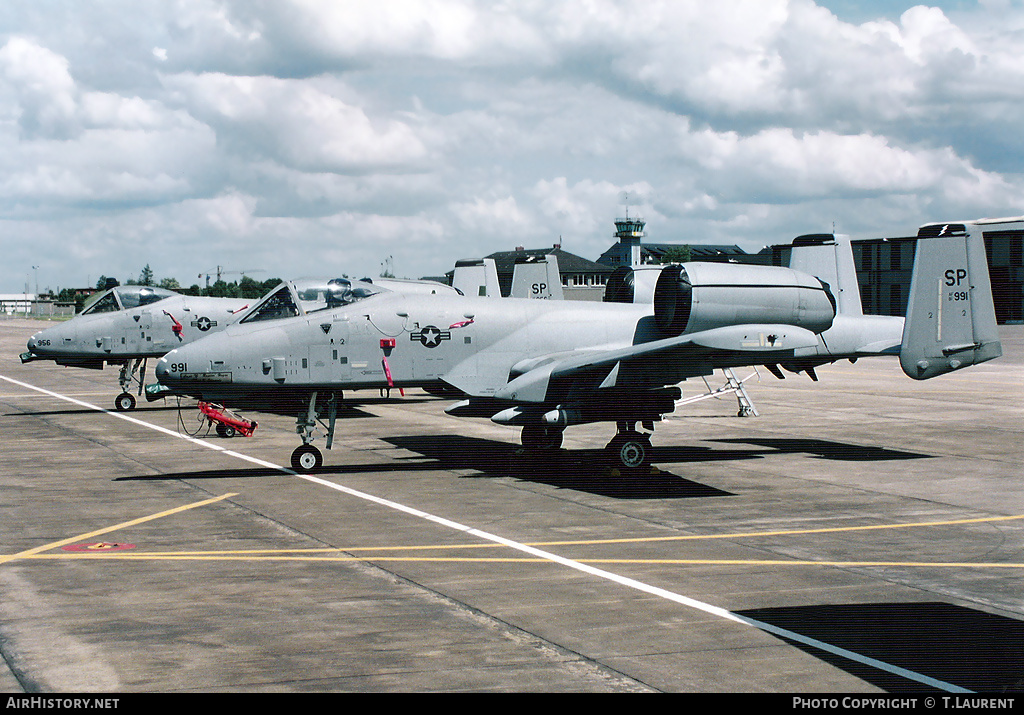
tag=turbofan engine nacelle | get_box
[603,265,662,304]
[653,262,837,336]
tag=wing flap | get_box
[492,324,820,403]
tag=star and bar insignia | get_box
[191,316,218,331]
[410,325,450,348]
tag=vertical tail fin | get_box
[511,254,564,299]
[900,221,1002,380]
[788,234,863,315]
[452,258,501,298]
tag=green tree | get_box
[660,245,692,264]
[159,277,181,290]
[260,278,282,294]
[57,288,85,312]
[138,265,154,286]
[238,275,266,299]
[206,280,235,298]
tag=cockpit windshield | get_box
[81,285,178,315]
[240,278,383,324]
[240,285,300,324]
[81,290,121,315]
[115,286,176,309]
[296,278,380,313]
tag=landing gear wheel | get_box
[607,432,652,471]
[115,392,137,412]
[215,423,236,438]
[521,425,563,450]
[291,444,323,472]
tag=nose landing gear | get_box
[289,391,340,473]
[114,358,147,411]
[291,444,323,471]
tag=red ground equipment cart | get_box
[198,401,258,438]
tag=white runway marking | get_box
[1,373,972,693]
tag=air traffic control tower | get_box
[614,215,646,267]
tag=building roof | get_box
[644,243,747,258]
[597,241,749,265]
[485,246,610,275]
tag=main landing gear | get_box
[605,421,653,472]
[290,391,341,472]
[115,358,147,411]
[520,425,563,450]
[518,420,655,472]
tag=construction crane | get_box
[198,267,265,289]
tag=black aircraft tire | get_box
[115,392,137,412]
[545,429,564,450]
[521,425,563,451]
[607,432,651,471]
[291,445,323,472]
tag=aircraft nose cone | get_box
[26,332,54,355]
[155,359,174,383]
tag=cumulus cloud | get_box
[0,37,80,139]
[3,1,1024,292]
[0,36,220,214]
[680,127,1011,201]
[166,72,430,173]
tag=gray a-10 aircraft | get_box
[21,285,251,411]
[21,278,458,412]
[154,220,1001,472]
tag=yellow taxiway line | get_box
[9,510,1023,569]
[0,492,238,566]
[18,553,1024,568]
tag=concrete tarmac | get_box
[1,318,1022,693]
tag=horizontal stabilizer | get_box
[900,223,1002,380]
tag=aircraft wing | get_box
[448,323,821,404]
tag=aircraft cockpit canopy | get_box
[81,285,178,315]
[240,278,384,324]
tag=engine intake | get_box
[603,266,635,303]
[603,265,663,304]
[653,262,836,336]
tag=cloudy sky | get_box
[2,0,1023,294]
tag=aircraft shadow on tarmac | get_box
[707,437,932,461]
[5,393,438,420]
[383,433,931,497]
[737,602,1024,693]
[116,434,932,499]
[383,434,737,500]
[115,466,285,482]
[5,403,188,418]
[116,433,737,499]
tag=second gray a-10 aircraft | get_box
[20,278,458,411]
[151,218,1003,473]
[21,285,252,411]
